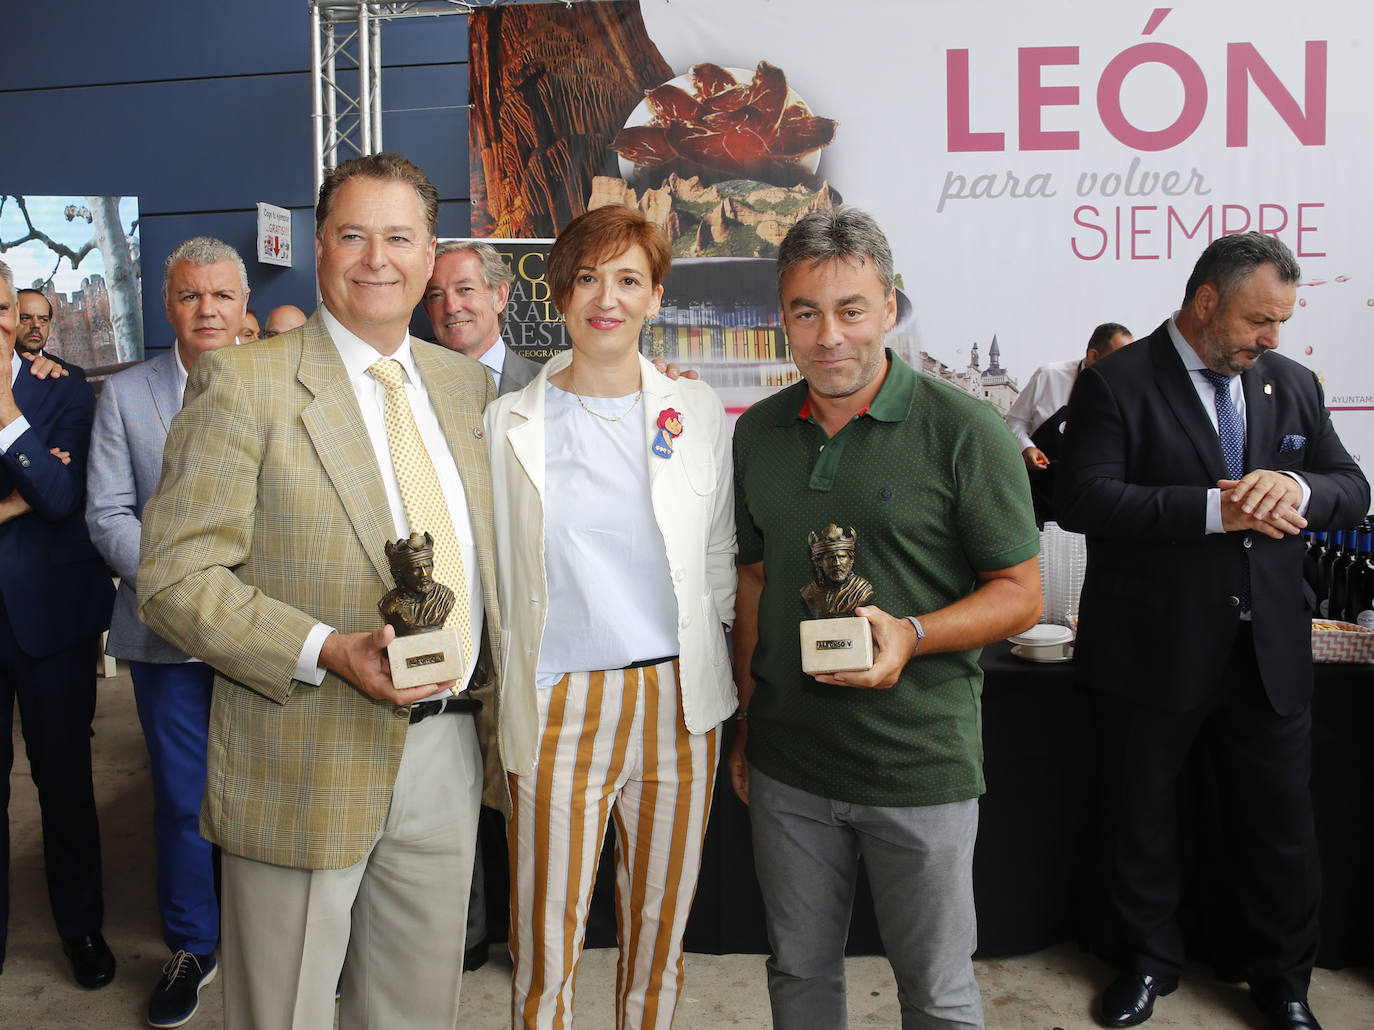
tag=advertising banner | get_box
[470,1,1373,472]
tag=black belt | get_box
[623,655,678,670]
[403,693,482,724]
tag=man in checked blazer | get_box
[139,154,507,1030]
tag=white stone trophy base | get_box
[800,616,874,675]
[387,628,464,689]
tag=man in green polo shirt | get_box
[728,208,1042,1030]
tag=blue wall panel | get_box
[4,2,473,349]
[9,75,317,212]
[140,209,320,355]
[4,1,310,89]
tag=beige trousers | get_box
[220,711,482,1030]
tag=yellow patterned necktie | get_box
[367,358,473,665]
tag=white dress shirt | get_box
[294,307,484,698]
[0,352,29,451]
[1004,356,1081,451]
[1166,313,1310,534]
[476,338,507,391]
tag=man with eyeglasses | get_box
[17,290,84,379]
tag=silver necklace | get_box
[571,376,642,423]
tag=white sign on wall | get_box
[257,202,292,267]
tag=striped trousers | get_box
[508,660,719,1030]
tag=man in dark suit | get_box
[421,239,539,396]
[0,260,115,987]
[17,289,85,379]
[1057,233,1370,1030]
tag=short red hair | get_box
[546,206,672,312]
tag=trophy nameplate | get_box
[799,524,875,676]
[386,628,464,689]
[378,531,466,689]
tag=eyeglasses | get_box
[18,313,51,325]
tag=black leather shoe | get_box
[1255,999,1323,1030]
[61,932,116,989]
[1099,971,1177,1027]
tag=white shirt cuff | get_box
[1205,488,1224,534]
[0,415,31,452]
[295,622,337,686]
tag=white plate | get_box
[1010,644,1074,664]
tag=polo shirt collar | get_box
[781,349,912,426]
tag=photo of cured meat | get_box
[612,62,838,187]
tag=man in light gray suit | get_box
[421,239,539,397]
[86,236,247,1030]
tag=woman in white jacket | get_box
[484,205,737,1030]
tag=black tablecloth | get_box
[543,643,1374,968]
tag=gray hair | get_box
[433,239,514,331]
[1182,232,1301,307]
[162,236,249,301]
[0,259,12,293]
[776,208,896,296]
[435,239,514,291]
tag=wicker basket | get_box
[1311,620,1374,664]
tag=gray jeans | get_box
[749,766,984,1030]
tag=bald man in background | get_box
[261,304,307,339]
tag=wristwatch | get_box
[904,615,926,656]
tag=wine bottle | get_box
[1329,529,1357,623]
[1348,527,1373,630]
[1317,530,1342,618]
[1303,531,1325,600]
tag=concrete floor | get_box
[4,663,1372,1029]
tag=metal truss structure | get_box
[309,1,525,198]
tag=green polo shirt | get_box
[734,350,1039,807]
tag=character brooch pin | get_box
[652,408,684,459]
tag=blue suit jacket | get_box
[86,350,188,662]
[0,362,113,658]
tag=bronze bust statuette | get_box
[378,531,464,689]
[799,524,875,675]
[379,532,456,635]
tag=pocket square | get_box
[1279,434,1306,453]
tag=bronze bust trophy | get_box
[378,531,464,688]
[799,524,875,674]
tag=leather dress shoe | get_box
[61,932,116,989]
[1255,999,1323,1030]
[1099,971,1177,1027]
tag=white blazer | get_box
[485,351,738,777]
